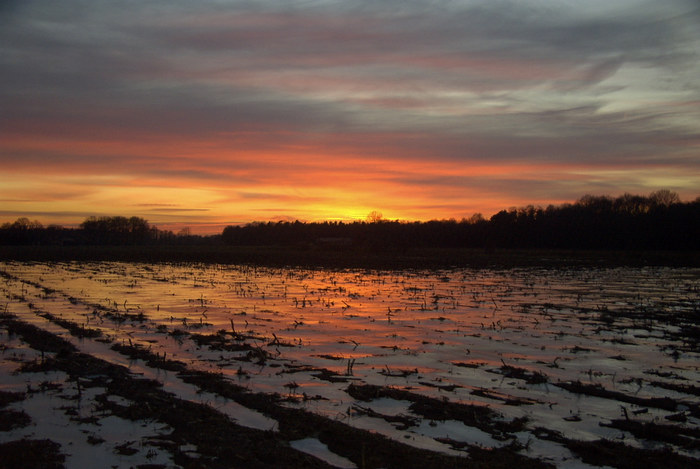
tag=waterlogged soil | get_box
[0,261,699,468]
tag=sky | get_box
[1,0,699,234]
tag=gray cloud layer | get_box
[1,0,699,223]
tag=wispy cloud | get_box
[1,0,698,232]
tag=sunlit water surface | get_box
[1,261,698,466]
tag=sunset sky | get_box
[2,1,699,234]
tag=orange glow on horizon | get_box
[1,134,696,236]
[2,2,699,235]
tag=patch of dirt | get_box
[0,409,32,431]
[554,380,680,411]
[499,363,549,384]
[0,390,26,408]
[346,383,529,440]
[601,418,700,450]
[0,439,65,469]
[534,426,700,469]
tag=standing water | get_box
[1,261,698,468]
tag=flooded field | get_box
[1,261,699,468]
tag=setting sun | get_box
[1,1,698,233]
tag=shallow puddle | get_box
[1,261,698,468]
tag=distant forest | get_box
[221,190,699,251]
[2,190,699,251]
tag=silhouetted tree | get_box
[2,190,698,251]
[80,216,153,244]
[649,189,680,207]
[219,190,699,251]
[366,211,384,223]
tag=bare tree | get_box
[366,211,383,223]
[649,189,680,207]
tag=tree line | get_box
[0,216,179,246]
[221,190,699,251]
[1,190,698,250]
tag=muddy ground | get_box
[1,261,699,468]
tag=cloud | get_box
[1,0,699,232]
[0,210,92,219]
[138,207,210,213]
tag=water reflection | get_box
[2,261,699,459]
